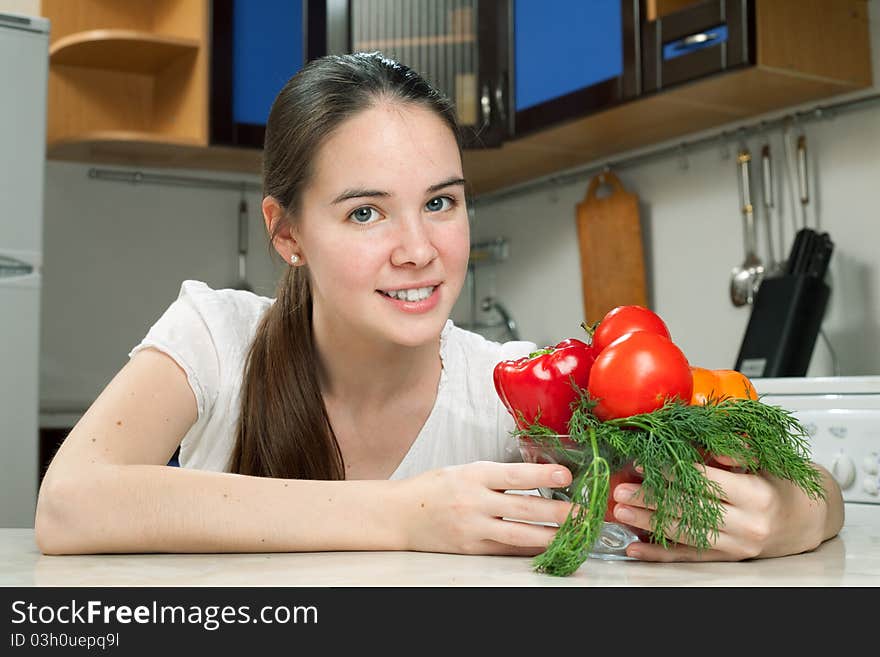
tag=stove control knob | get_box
[830,453,856,489]
[864,455,879,476]
[862,478,879,497]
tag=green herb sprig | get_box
[513,388,826,577]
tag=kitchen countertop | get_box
[2,504,878,587]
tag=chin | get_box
[383,316,448,348]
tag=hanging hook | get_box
[677,143,689,171]
[719,131,731,161]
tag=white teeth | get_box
[383,286,436,301]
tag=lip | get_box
[376,283,442,314]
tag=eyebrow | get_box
[330,176,467,205]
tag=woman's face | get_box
[295,100,470,348]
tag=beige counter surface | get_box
[2,504,878,587]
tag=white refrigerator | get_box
[0,12,49,528]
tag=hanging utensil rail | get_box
[87,168,262,193]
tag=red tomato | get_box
[591,305,672,354]
[587,331,693,421]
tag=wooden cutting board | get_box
[575,171,648,325]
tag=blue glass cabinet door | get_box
[513,0,640,138]
[212,0,324,148]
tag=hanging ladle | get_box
[730,148,764,306]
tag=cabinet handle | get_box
[679,31,719,48]
[481,82,491,127]
[664,26,727,60]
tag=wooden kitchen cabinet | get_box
[40,0,243,170]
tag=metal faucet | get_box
[481,296,520,341]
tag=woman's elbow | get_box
[34,476,84,555]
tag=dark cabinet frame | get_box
[641,0,755,94]
[209,0,513,150]
[323,1,513,149]
[210,0,328,149]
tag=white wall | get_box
[469,0,880,378]
[35,1,880,413]
[38,166,274,411]
[0,0,38,16]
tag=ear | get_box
[262,195,301,262]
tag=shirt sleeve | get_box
[127,281,221,421]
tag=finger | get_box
[493,490,572,527]
[612,502,734,551]
[613,464,734,508]
[698,462,765,505]
[625,541,733,562]
[612,483,654,510]
[484,517,564,549]
[479,461,572,492]
[708,453,753,472]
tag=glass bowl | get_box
[517,433,647,560]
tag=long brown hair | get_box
[229,52,463,480]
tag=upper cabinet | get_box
[463,0,872,195]
[210,0,313,150]
[42,1,872,196]
[347,0,510,148]
[513,0,640,138]
[42,0,213,166]
[211,0,512,150]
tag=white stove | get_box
[754,376,880,504]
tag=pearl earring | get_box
[290,254,300,265]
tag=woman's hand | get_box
[396,461,574,556]
[610,456,844,562]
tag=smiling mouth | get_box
[377,284,439,302]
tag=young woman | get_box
[35,52,843,563]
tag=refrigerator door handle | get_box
[0,254,35,278]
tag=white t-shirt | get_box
[128,280,538,479]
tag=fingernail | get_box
[615,506,634,522]
[552,470,567,484]
[614,484,637,501]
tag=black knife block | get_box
[734,274,830,378]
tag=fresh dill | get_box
[513,388,826,577]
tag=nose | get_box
[390,214,439,268]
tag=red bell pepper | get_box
[493,338,596,435]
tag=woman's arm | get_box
[36,348,573,555]
[35,347,396,554]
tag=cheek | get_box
[435,219,471,271]
[311,240,382,295]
